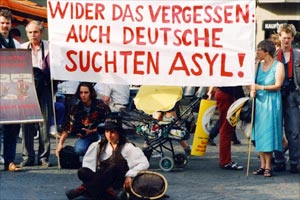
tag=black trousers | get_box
[78,165,126,198]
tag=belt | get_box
[112,103,128,107]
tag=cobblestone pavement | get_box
[0,133,299,200]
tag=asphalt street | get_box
[0,132,299,200]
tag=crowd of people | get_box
[0,7,299,199]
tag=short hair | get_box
[25,20,44,33]
[75,82,97,100]
[269,34,280,47]
[277,23,297,37]
[0,9,13,20]
[257,40,276,58]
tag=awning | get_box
[0,0,47,27]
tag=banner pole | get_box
[50,78,61,169]
[246,97,255,177]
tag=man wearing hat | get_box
[65,113,149,200]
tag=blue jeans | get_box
[74,133,100,156]
[274,91,300,165]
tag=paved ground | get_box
[0,131,299,200]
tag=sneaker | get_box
[39,158,51,167]
[273,163,286,172]
[220,162,243,170]
[208,138,217,146]
[290,164,299,174]
[19,159,35,167]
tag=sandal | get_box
[8,162,22,172]
[264,169,272,177]
[253,168,265,175]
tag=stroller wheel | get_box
[159,156,174,172]
[174,153,188,168]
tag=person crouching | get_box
[65,113,149,200]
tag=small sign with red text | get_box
[48,0,256,86]
[0,50,43,124]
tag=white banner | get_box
[47,0,256,86]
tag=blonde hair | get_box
[277,23,297,37]
[25,20,44,32]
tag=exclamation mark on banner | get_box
[238,53,245,78]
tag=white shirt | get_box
[21,40,49,69]
[98,83,130,105]
[82,141,149,177]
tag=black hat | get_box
[100,113,123,132]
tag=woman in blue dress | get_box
[251,40,285,177]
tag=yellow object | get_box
[191,99,216,156]
[134,85,183,115]
[226,97,250,127]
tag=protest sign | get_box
[48,0,256,86]
[0,50,43,124]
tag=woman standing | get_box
[251,40,285,177]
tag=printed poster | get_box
[0,49,43,124]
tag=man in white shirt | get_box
[95,83,130,112]
[19,20,52,167]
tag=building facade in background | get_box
[256,1,300,48]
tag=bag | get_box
[130,171,168,200]
[59,145,81,169]
[240,98,252,123]
[226,97,250,126]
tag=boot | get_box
[65,185,86,200]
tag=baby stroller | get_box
[121,86,202,172]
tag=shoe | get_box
[39,159,51,167]
[263,169,272,177]
[19,159,35,167]
[273,163,286,172]
[208,138,216,146]
[252,168,265,175]
[184,146,191,156]
[0,156,4,165]
[8,162,22,172]
[50,132,61,139]
[220,162,243,170]
[65,185,87,200]
[290,164,299,174]
[50,125,61,138]
[232,139,241,145]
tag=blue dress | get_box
[252,61,283,152]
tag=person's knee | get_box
[74,145,86,156]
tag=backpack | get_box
[59,145,81,169]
